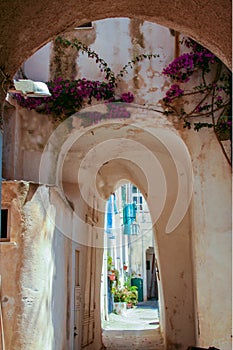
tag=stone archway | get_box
[0,4,231,348]
[0,0,231,80]
[39,103,194,349]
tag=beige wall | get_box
[0,181,74,350]
[186,129,232,349]
[0,181,104,350]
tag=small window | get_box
[146,260,150,270]
[132,195,143,211]
[75,22,93,29]
[1,209,9,241]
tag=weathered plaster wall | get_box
[20,18,174,108]
[3,100,232,349]
[184,129,232,349]
[74,19,174,107]
[3,97,55,181]
[0,181,72,349]
[19,184,73,350]
[0,181,104,350]
[0,181,28,349]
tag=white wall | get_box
[23,43,51,82]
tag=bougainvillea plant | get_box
[13,36,157,121]
[14,78,116,120]
[162,38,232,164]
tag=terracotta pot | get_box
[108,274,115,281]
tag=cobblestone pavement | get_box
[102,300,164,349]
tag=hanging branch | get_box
[56,36,159,87]
[162,38,232,165]
[56,36,116,85]
[116,53,159,81]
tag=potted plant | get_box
[126,286,138,308]
[112,287,128,315]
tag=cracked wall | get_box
[0,181,104,350]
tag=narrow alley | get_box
[0,3,231,350]
[102,300,164,349]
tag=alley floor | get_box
[102,300,164,349]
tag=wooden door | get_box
[81,245,96,348]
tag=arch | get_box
[102,183,162,345]
[0,0,231,78]
[39,104,195,348]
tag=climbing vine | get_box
[162,38,232,164]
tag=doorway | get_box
[101,182,162,348]
[146,247,158,301]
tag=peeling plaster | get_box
[50,28,96,80]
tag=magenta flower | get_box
[120,92,134,103]
[163,84,184,103]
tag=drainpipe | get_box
[0,276,5,350]
[0,103,3,238]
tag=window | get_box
[0,209,9,241]
[133,195,143,211]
